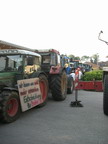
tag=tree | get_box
[81,55,90,61]
[91,53,99,64]
[74,56,80,60]
[68,54,75,60]
[90,57,93,63]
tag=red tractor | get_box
[35,49,68,100]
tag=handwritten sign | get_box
[17,78,42,112]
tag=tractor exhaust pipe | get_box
[98,30,108,45]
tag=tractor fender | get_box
[29,71,48,79]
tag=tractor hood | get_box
[0,72,17,89]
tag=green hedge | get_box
[81,70,103,81]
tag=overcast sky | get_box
[0,0,108,61]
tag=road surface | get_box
[0,90,108,144]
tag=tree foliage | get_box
[74,56,80,60]
[68,53,99,64]
[91,54,99,64]
[81,70,102,81]
[68,54,80,60]
[81,55,90,61]
[68,54,75,60]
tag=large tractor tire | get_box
[50,71,67,101]
[37,74,48,107]
[0,91,21,123]
[103,74,108,115]
[67,75,74,94]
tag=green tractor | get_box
[0,41,48,123]
[36,49,73,96]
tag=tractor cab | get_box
[0,49,41,90]
[35,49,61,73]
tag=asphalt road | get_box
[0,90,108,144]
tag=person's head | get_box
[77,67,81,71]
[65,63,68,68]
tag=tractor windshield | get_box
[0,55,23,72]
[42,55,50,64]
[41,53,59,66]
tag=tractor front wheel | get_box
[0,91,21,123]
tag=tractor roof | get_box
[0,40,41,57]
[36,49,60,55]
[0,49,41,57]
[0,40,35,52]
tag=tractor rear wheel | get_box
[50,71,67,101]
[30,73,48,107]
[103,74,108,115]
[0,91,21,123]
